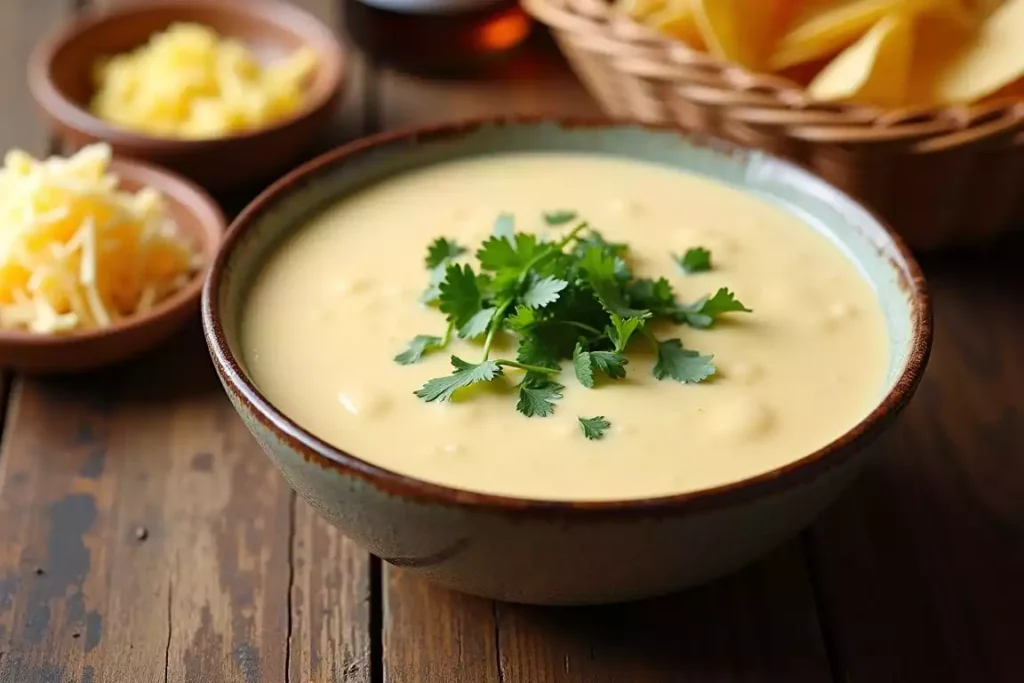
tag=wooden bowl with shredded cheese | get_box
[0,149,225,373]
[28,0,345,191]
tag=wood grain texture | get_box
[376,34,833,683]
[377,33,598,129]
[384,544,833,683]
[807,243,1024,683]
[0,1,373,680]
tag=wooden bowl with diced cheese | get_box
[0,145,225,373]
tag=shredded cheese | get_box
[0,143,199,334]
[90,22,319,140]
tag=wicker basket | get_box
[523,0,1024,249]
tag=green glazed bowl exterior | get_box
[202,118,932,605]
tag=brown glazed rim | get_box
[0,156,226,349]
[203,116,933,518]
[27,0,346,149]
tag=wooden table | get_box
[1,2,1022,681]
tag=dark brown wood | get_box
[807,242,1024,683]
[376,37,834,683]
[0,1,372,681]
[377,32,598,129]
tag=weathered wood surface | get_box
[1,1,1023,682]
[806,242,1024,683]
[0,1,371,682]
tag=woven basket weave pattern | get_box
[524,0,1024,248]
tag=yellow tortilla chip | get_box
[901,13,975,105]
[934,0,1024,102]
[769,0,910,70]
[646,0,706,48]
[808,14,915,105]
[694,0,800,69]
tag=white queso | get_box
[241,153,889,501]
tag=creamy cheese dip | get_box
[241,153,889,501]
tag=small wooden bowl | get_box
[28,0,346,191]
[0,157,226,374]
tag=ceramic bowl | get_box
[28,0,345,191]
[202,119,932,605]
[0,157,226,374]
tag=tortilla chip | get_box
[645,0,706,48]
[808,14,915,105]
[769,0,910,70]
[694,0,800,69]
[934,0,1024,102]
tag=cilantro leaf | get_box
[675,247,711,274]
[476,233,543,273]
[543,210,577,226]
[516,333,565,370]
[459,307,496,339]
[677,287,751,328]
[420,263,448,304]
[522,275,568,309]
[394,335,444,365]
[573,343,627,388]
[425,238,465,269]
[516,376,564,417]
[579,416,611,440]
[607,314,648,353]
[652,339,715,384]
[438,264,483,328]
[415,357,503,402]
[592,280,650,319]
[493,213,515,242]
[627,277,676,315]
[506,305,538,331]
[572,343,594,387]
[571,230,627,260]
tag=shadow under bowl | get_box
[28,0,346,191]
[202,118,932,605]
[0,157,226,374]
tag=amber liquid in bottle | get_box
[344,0,533,75]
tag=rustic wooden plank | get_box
[807,242,1024,683]
[383,570,500,683]
[377,35,833,683]
[0,1,374,680]
[377,33,598,129]
[0,328,292,683]
[284,2,374,682]
[0,0,78,680]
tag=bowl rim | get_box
[27,0,346,149]
[202,116,933,517]
[0,155,226,349]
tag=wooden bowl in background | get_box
[27,0,346,191]
[0,157,226,374]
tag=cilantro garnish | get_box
[652,339,716,383]
[675,247,711,273]
[543,210,578,226]
[674,287,751,328]
[397,211,751,439]
[517,376,564,417]
[394,335,444,365]
[426,238,466,269]
[573,342,627,388]
[414,357,504,402]
[579,416,611,440]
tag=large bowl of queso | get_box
[202,119,932,605]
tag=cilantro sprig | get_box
[397,212,750,439]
